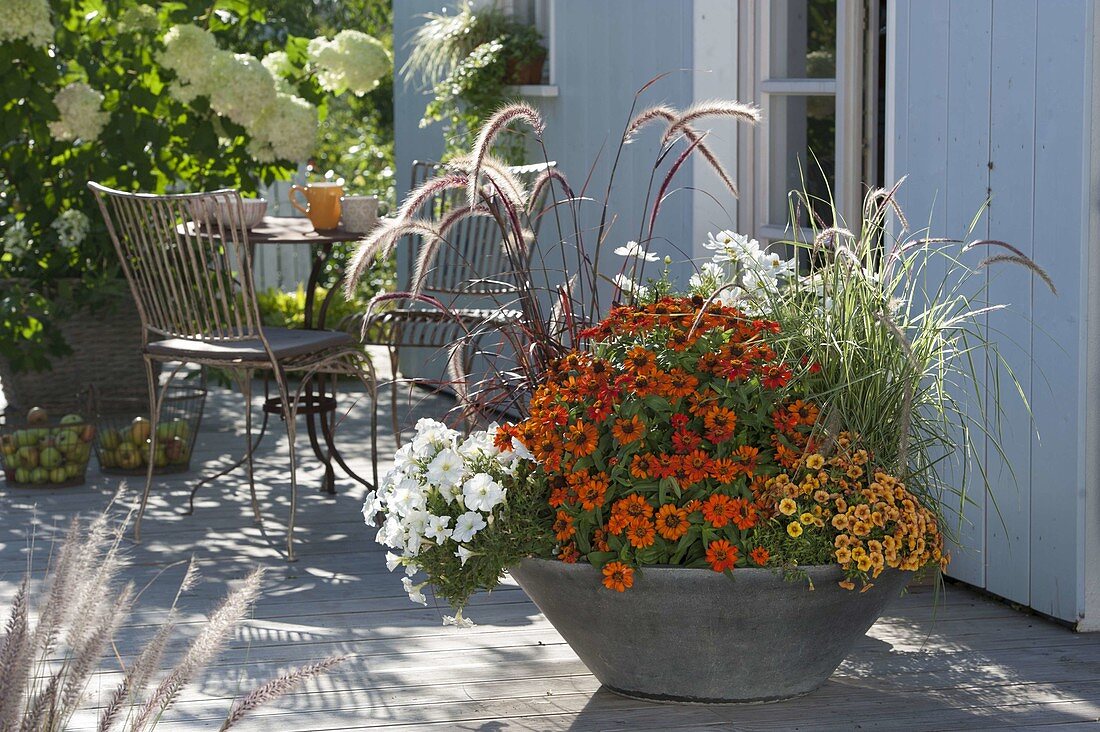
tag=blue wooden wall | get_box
[887,0,1096,624]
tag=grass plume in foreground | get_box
[0,498,345,731]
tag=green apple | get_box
[130,417,152,445]
[26,407,48,426]
[101,428,121,450]
[48,467,67,484]
[64,462,82,479]
[29,467,47,484]
[154,446,169,468]
[55,430,79,454]
[14,467,30,484]
[116,443,141,470]
[60,413,82,427]
[16,446,38,470]
[39,447,62,469]
[15,429,35,448]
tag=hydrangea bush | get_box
[0,0,390,372]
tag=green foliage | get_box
[405,1,546,161]
[0,0,393,373]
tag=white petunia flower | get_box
[362,490,385,525]
[377,515,406,549]
[402,577,428,605]
[442,612,476,628]
[455,545,475,566]
[389,477,426,516]
[385,551,403,572]
[613,240,660,262]
[452,511,487,543]
[462,473,506,513]
[424,514,453,544]
[426,449,465,490]
[458,428,498,459]
[510,436,535,462]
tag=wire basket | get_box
[0,406,95,487]
[92,385,206,475]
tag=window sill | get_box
[506,84,559,98]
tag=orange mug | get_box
[289,182,344,230]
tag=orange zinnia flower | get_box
[750,546,770,566]
[655,504,690,541]
[701,493,734,528]
[577,478,608,510]
[552,510,575,541]
[602,561,635,592]
[702,406,738,440]
[612,415,646,445]
[682,449,711,484]
[616,493,654,520]
[559,543,580,563]
[625,517,656,548]
[630,453,655,479]
[706,539,738,572]
[729,497,758,530]
[563,420,598,457]
[624,346,658,374]
[663,368,699,399]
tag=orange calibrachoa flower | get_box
[602,561,635,592]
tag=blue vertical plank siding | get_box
[887,0,1094,623]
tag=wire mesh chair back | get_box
[406,160,554,298]
[89,184,264,342]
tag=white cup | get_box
[340,195,379,234]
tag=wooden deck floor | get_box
[2,372,1100,730]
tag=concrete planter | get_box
[510,557,911,703]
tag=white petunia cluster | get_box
[0,0,53,48]
[48,82,110,142]
[690,230,797,312]
[307,30,391,97]
[51,209,91,249]
[365,419,523,608]
[159,24,318,163]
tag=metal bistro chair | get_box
[89,183,378,561]
[363,160,554,442]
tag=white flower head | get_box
[510,436,536,462]
[462,473,506,513]
[442,611,477,628]
[2,220,30,257]
[458,428,498,459]
[613,240,660,262]
[455,545,476,566]
[50,210,90,249]
[385,551,403,572]
[308,30,391,96]
[424,514,453,544]
[0,0,54,48]
[613,273,652,301]
[362,490,385,525]
[376,514,406,549]
[389,477,427,516]
[48,82,109,142]
[451,511,487,543]
[426,449,465,490]
[402,576,428,605]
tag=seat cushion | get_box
[146,327,353,362]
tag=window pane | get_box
[769,0,837,79]
[768,95,836,228]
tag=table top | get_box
[249,217,363,245]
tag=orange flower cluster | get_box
[757,435,947,591]
[498,297,814,591]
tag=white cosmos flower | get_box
[455,545,475,566]
[424,514,453,544]
[452,511,487,542]
[613,273,652,300]
[462,473,506,513]
[402,576,428,605]
[613,240,660,262]
[426,449,465,489]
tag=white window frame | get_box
[737,0,865,244]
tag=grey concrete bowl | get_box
[510,557,911,703]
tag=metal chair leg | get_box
[303,373,337,495]
[239,369,263,525]
[134,357,172,543]
[389,344,401,447]
[273,366,300,563]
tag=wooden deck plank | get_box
[3,380,1100,730]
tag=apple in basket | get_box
[130,417,152,445]
[49,467,67,484]
[16,446,38,470]
[27,407,48,426]
[39,446,63,470]
[29,467,47,484]
[55,429,79,454]
[116,442,142,470]
[101,428,121,450]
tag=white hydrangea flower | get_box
[452,511,487,543]
[207,52,276,129]
[613,240,660,262]
[462,473,506,513]
[247,92,318,163]
[2,220,30,257]
[402,576,428,605]
[0,0,53,48]
[424,514,453,544]
[50,210,90,249]
[262,51,293,77]
[159,25,219,89]
[426,449,465,490]
[308,30,391,96]
[48,83,109,142]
